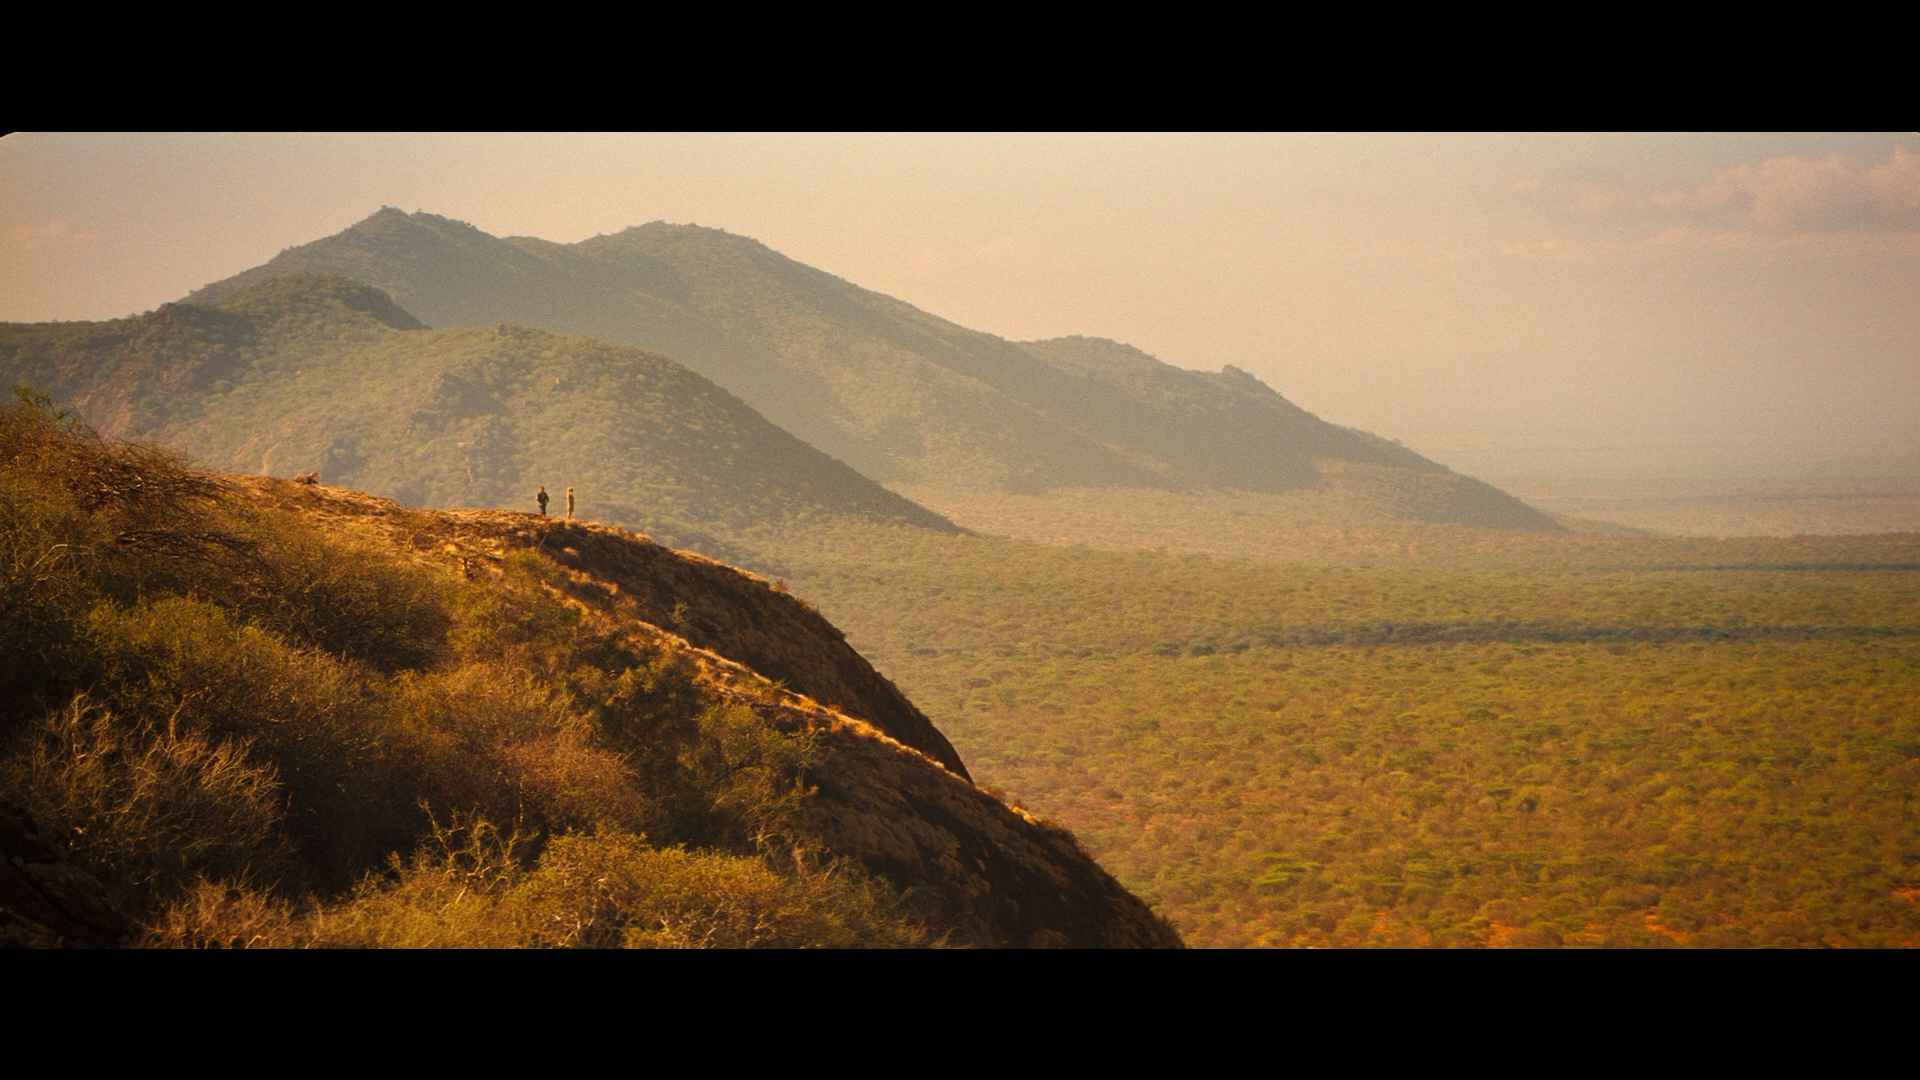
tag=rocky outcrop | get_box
[788,711,1179,946]
[494,517,972,782]
[238,478,967,779]
[232,479,1180,946]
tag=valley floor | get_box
[740,518,1920,947]
[1499,477,1920,539]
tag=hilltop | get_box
[188,209,1559,533]
[2,273,955,555]
[0,396,1178,947]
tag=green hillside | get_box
[0,396,1178,947]
[2,274,955,554]
[188,209,1558,532]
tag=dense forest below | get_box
[735,520,1920,946]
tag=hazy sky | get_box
[4,132,1916,482]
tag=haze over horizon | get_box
[6,139,1920,951]
[4,133,1917,506]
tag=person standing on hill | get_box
[537,486,549,515]
[566,486,575,521]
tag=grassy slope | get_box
[0,399,1177,947]
[186,209,1556,530]
[0,274,954,556]
[739,519,1920,946]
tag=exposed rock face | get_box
[793,716,1179,946]
[490,516,972,782]
[240,478,967,779]
[227,479,1181,947]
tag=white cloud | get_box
[1663,146,1920,233]
[1510,145,1920,239]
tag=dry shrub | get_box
[1,391,244,608]
[382,664,556,823]
[382,664,645,835]
[79,595,443,889]
[140,879,299,948]
[240,521,453,672]
[657,703,819,854]
[82,595,372,751]
[300,816,533,948]
[1,393,224,709]
[452,551,595,671]
[390,663,558,752]
[302,817,925,948]
[512,832,926,948]
[500,726,648,835]
[4,695,286,910]
[583,649,709,757]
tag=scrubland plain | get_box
[744,517,1920,946]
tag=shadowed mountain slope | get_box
[188,209,1559,531]
[3,273,956,551]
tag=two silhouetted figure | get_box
[535,485,576,521]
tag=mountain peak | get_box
[5,272,960,541]
[353,206,480,235]
[181,210,1562,530]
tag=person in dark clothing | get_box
[537,486,549,515]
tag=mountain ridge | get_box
[189,209,1561,531]
[4,272,958,553]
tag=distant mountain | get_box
[189,210,1560,531]
[1,273,955,550]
